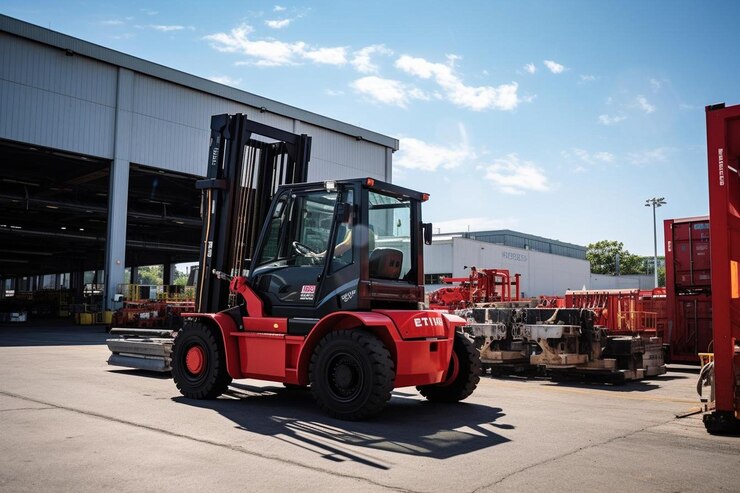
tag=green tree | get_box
[137,265,163,285]
[586,240,644,275]
[173,267,189,286]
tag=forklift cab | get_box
[248,178,431,328]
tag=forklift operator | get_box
[309,212,353,261]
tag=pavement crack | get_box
[0,406,55,413]
[0,390,417,493]
[471,417,678,492]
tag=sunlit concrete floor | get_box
[0,323,737,492]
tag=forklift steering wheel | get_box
[292,241,320,257]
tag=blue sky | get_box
[3,1,738,256]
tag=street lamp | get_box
[645,197,667,287]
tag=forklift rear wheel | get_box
[310,330,395,420]
[417,331,481,402]
[172,321,232,399]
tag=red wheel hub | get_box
[185,345,206,375]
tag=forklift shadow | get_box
[172,383,512,468]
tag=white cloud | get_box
[265,19,291,29]
[351,76,428,108]
[351,44,393,74]
[579,74,597,83]
[627,147,673,165]
[274,5,286,11]
[564,148,615,165]
[102,20,124,25]
[395,55,519,111]
[598,114,627,125]
[207,75,241,86]
[636,95,655,113]
[483,154,549,195]
[649,78,662,91]
[205,24,347,66]
[303,46,347,65]
[433,217,518,233]
[524,63,536,74]
[395,124,475,171]
[150,25,186,32]
[543,60,565,74]
[141,9,158,16]
[325,89,344,96]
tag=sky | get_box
[3,0,738,256]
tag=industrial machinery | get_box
[463,306,664,382]
[428,267,522,310]
[701,103,740,434]
[111,113,481,420]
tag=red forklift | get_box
[169,114,481,420]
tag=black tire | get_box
[417,331,481,402]
[310,329,395,420]
[171,321,232,399]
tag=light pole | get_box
[645,197,667,287]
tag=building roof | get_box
[458,229,586,250]
[0,14,399,151]
[435,229,587,260]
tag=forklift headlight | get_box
[324,180,336,192]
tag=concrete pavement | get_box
[0,324,737,492]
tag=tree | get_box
[173,267,189,286]
[137,265,163,285]
[586,240,644,275]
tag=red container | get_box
[704,103,740,425]
[664,216,713,363]
[668,218,711,287]
[671,294,713,358]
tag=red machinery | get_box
[429,267,521,310]
[702,103,740,434]
[564,288,665,338]
[165,114,480,421]
[663,217,713,364]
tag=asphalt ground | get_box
[0,323,738,492]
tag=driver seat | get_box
[369,248,403,280]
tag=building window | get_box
[425,273,452,285]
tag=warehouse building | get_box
[425,231,591,296]
[0,15,398,310]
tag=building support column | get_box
[104,68,134,310]
[163,262,175,285]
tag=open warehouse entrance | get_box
[0,139,201,321]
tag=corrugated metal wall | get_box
[0,33,117,158]
[0,31,392,180]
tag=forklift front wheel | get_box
[172,322,232,399]
[310,329,395,420]
[417,331,481,403]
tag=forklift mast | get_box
[195,114,311,313]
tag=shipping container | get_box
[703,103,740,433]
[664,216,713,363]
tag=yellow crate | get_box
[698,352,714,367]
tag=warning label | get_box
[300,285,316,301]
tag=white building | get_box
[425,235,591,297]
